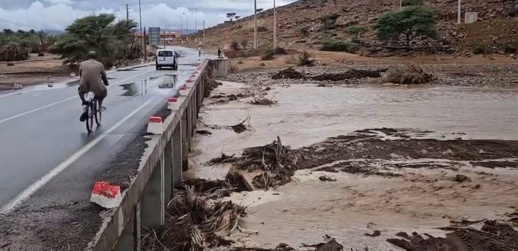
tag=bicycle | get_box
[84,92,103,133]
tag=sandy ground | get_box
[0,45,159,92]
[229,50,518,73]
[0,53,74,91]
[182,72,518,250]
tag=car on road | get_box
[155,49,178,70]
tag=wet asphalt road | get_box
[0,47,211,212]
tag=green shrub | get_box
[375,6,437,46]
[346,25,368,43]
[320,39,360,53]
[319,14,340,30]
[473,43,489,55]
[284,55,298,64]
[300,27,310,37]
[402,0,425,6]
[297,50,315,66]
[261,47,275,60]
[0,42,29,61]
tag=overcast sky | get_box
[0,0,296,31]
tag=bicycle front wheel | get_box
[94,100,102,126]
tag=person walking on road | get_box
[217,48,222,58]
[78,51,109,122]
[198,46,202,57]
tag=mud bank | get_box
[183,76,518,250]
[227,64,518,87]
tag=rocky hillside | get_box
[184,0,518,57]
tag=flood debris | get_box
[142,183,247,250]
[210,128,518,192]
[203,68,222,97]
[272,67,305,80]
[208,153,237,165]
[386,220,518,251]
[302,236,345,251]
[233,137,298,190]
[226,168,253,192]
[229,116,251,134]
[178,179,234,200]
[364,230,381,237]
[318,175,337,182]
[383,64,435,84]
[250,97,277,105]
[310,68,387,81]
[230,243,295,251]
[271,67,387,81]
[196,130,212,135]
[454,174,471,183]
[199,116,251,134]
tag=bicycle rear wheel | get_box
[85,102,94,132]
[94,99,102,126]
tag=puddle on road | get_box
[64,77,116,87]
[118,74,178,96]
[188,81,518,249]
[157,74,178,89]
[120,82,139,96]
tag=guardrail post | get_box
[172,124,182,190]
[186,104,192,152]
[191,96,197,136]
[181,111,189,171]
[135,203,141,251]
[113,204,140,251]
[164,140,173,201]
[140,156,165,229]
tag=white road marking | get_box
[0,70,154,125]
[0,98,155,215]
[0,64,155,99]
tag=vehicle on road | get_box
[155,49,178,70]
[84,92,103,132]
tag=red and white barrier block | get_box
[90,181,122,209]
[147,116,164,135]
[167,97,178,110]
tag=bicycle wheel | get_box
[85,102,94,132]
[94,99,102,126]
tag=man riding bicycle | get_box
[78,51,109,122]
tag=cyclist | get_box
[78,51,109,122]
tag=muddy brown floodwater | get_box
[185,80,518,250]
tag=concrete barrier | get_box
[209,59,230,78]
[85,59,229,251]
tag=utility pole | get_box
[143,27,147,61]
[181,13,184,36]
[254,0,258,49]
[203,20,206,44]
[186,13,189,35]
[195,10,198,32]
[138,0,143,60]
[126,4,129,21]
[457,0,462,24]
[273,0,277,52]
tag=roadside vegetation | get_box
[49,14,142,68]
[375,5,438,46]
[0,14,142,69]
[0,29,57,61]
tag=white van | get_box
[155,49,178,70]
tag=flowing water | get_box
[187,81,518,250]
